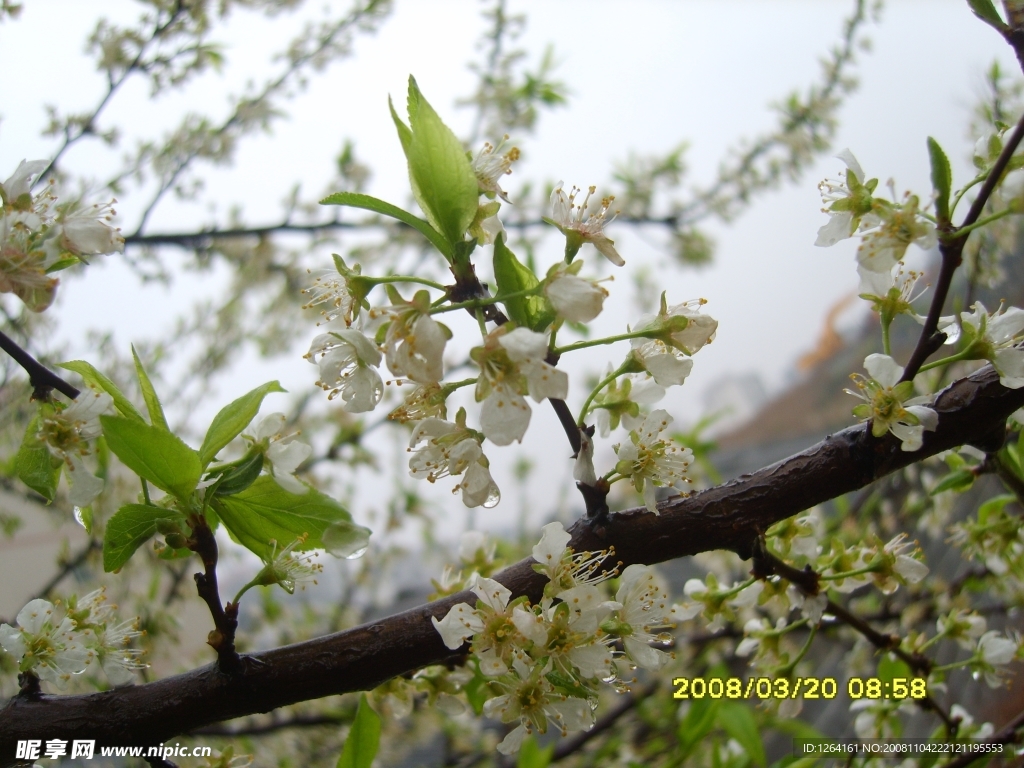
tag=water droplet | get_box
[344,544,369,561]
[73,507,85,527]
[482,486,501,509]
[323,522,370,559]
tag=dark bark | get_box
[1,364,1023,763]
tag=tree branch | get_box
[1,364,1022,763]
[0,330,80,401]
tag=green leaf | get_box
[927,137,952,222]
[929,468,975,495]
[678,697,720,756]
[58,360,145,422]
[199,380,286,466]
[718,702,766,768]
[978,494,1015,524]
[213,452,265,496]
[320,191,452,261]
[336,694,381,768]
[392,76,479,249]
[212,476,369,560]
[103,503,184,572]
[130,345,167,430]
[967,0,1008,31]
[516,736,553,768]
[101,416,202,502]
[877,652,912,684]
[493,233,555,332]
[15,416,60,502]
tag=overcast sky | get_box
[0,0,1016,537]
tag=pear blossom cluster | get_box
[0,589,146,690]
[0,159,124,312]
[814,150,936,276]
[431,523,674,754]
[293,91,726,517]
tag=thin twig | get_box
[188,515,241,675]
[902,109,1024,382]
[0,329,80,401]
[32,539,102,601]
[941,706,1024,768]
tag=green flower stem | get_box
[952,208,1015,238]
[881,313,893,357]
[917,630,948,653]
[448,377,478,390]
[430,286,540,315]
[718,576,757,600]
[950,174,987,217]
[369,275,447,291]
[553,329,654,356]
[578,361,632,424]
[775,622,814,678]
[931,660,974,674]
[475,308,488,337]
[818,561,880,582]
[233,579,259,605]
[141,478,151,506]
[918,349,973,373]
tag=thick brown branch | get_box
[1,365,1023,763]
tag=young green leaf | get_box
[927,137,952,223]
[677,696,720,758]
[199,380,286,467]
[718,701,766,767]
[103,503,185,572]
[58,360,145,422]
[967,0,1008,31]
[336,694,382,768]
[493,233,555,332]
[131,345,168,430]
[929,467,974,495]
[516,736,553,768]
[390,76,479,250]
[212,452,265,496]
[15,416,60,502]
[212,476,370,560]
[101,416,202,502]
[320,191,452,261]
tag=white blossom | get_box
[631,295,717,356]
[614,409,693,514]
[407,418,499,508]
[304,330,383,411]
[473,327,567,446]
[814,149,873,247]
[1,159,48,205]
[249,413,312,495]
[546,182,623,266]
[38,391,113,506]
[606,564,674,670]
[959,301,1024,389]
[472,135,519,201]
[382,306,447,384]
[847,354,938,451]
[0,599,91,689]
[483,656,594,755]
[544,262,607,323]
[856,194,936,273]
